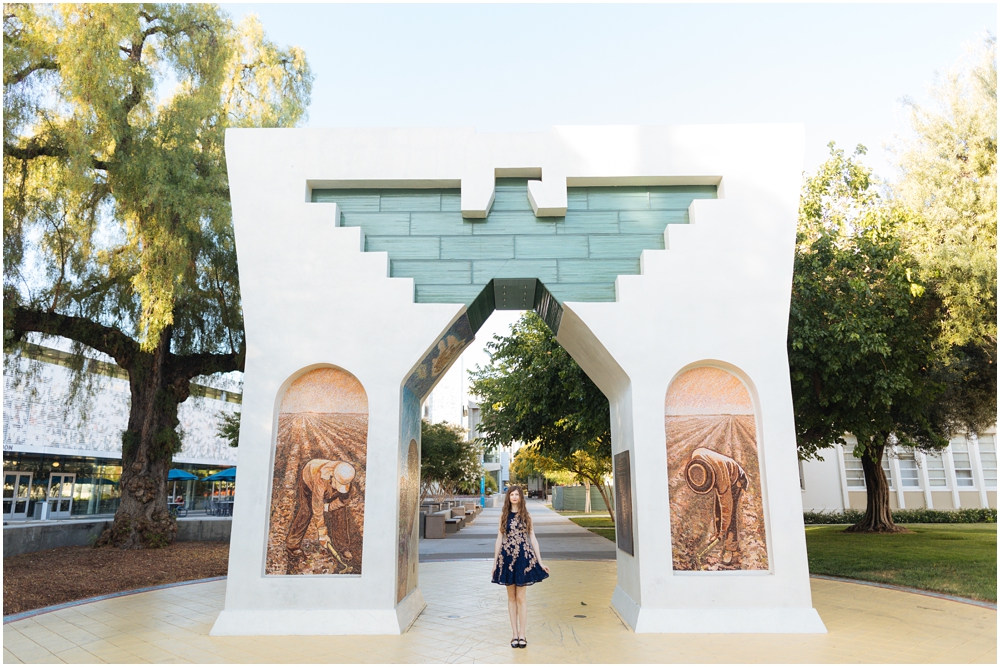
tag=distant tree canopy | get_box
[3,4,312,548]
[469,312,614,519]
[419,420,483,502]
[788,35,996,533]
[891,32,997,437]
[469,312,610,460]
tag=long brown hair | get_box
[500,485,532,534]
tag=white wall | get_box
[215,124,825,636]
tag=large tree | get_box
[469,312,614,519]
[788,144,948,533]
[3,4,312,548]
[890,32,997,436]
[420,420,483,503]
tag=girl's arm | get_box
[492,526,502,574]
[529,528,550,573]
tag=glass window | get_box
[978,435,996,489]
[843,451,865,488]
[925,452,947,487]
[950,437,975,488]
[3,474,14,514]
[897,452,920,488]
[843,450,893,489]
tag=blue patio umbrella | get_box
[203,467,236,482]
[168,469,200,481]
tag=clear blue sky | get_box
[225,3,996,179]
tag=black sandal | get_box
[517,638,527,648]
[510,638,518,648]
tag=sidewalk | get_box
[420,499,616,562]
[4,559,995,663]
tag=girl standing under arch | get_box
[491,485,549,648]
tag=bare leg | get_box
[515,585,527,640]
[505,585,518,641]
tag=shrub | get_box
[804,508,996,525]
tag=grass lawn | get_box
[569,516,617,542]
[805,523,997,602]
[568,517,996,603]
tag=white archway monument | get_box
[211,125,827,635]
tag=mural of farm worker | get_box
[685,447,749,564]
[286,459,357,560]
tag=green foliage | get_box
[3,4,313,354]
[788,143,947,461]
[805,508,997,524]
[216,410,240,448]
[469,312,611,459]
[469,313,615,519]
[890,33,997,436]
[420,420,483,501]
[891,33,997,353]
[805,523,997,602]
[3,4,311,547]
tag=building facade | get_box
[3,338,239,521]
[800,432,997,512]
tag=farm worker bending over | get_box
[286,459,356,551]
[684,447,749,563]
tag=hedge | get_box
[804,508,997,524]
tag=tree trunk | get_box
[583,479,592,514]
[845,439,908,534]
[592,480,615,526]
[98,328,188,548]
[8,307,244,549]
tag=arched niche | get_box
[664,364,769,572]
[266,366,369,576]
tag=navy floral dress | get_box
[492,513,549,586]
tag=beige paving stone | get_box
[4,647,25,664]
[5,560,996,663]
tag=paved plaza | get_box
[420,500,616,562]
[3,502,996,663]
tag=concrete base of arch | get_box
[211,588,426,636]
[612,586,826,633]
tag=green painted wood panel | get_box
[649,185,717,209]
[567,190,589,210]
[366,236,439,259]
[441,191,462,211]
[312,189,380,212]
[342,212,411,235]
[618,210,688,234]
[492,181,534,211]
[472,211,559,235]
[414,284,485,303]
[514,235,589,259]
[472,260,559,284]
[310,183,715,305]
[548,282,617,302]
[588,234,665,258]
[441,236,515,260]
[586,187,650,211]
[410,212,475,236]
[559,259,640,283]
[380,190,442,212]
[391,260,471,284]
[559,211,619,234]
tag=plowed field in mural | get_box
[266,413,367,575]
[666,414,768,571]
